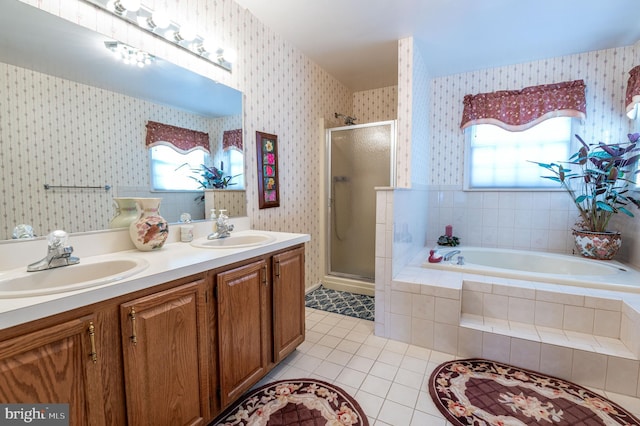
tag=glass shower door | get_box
[327,121,395,281]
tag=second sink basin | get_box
[0,258,149,298]
[191,231,276,249]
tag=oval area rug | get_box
[211,378,369,425]
[429,358,640,425]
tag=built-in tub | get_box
[422,246,640,292]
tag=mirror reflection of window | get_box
[150,145,210,191]
[223,148,245,189]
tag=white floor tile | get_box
[355,390,384,418]
[387,382,419,407]
[361,375,392,398]
[298,307,640,425]
[347,355,376,373]
[327,348,354,365]
[394,368,425,390]
[411,409,447,426]
[369,361,399,381]
[336,367,367,389]
[377,399,414,425]
[313,360,343,381]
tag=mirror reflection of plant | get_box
[191,164,241,189]
[530,133,640,233]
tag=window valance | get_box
[145,121,210,153]
[626,65,640,119]
[223,129,243,151]
[460,79,586,131]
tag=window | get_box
[222,149,245,188]
[150,145,210,191]
[464,117,574,190]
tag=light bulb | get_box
[177,26,197,42]
[220,47,237,64]
[113,0,140,13]
[200,38,218,56]
[119,0,140,11]
[149,10,170,29]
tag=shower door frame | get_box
[325,120,397,283]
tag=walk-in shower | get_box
[325,120,396,295]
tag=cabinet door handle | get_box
[274,261,280,278]
[129,307,138,344]
[88,322,97,363]
[261,265,267,286]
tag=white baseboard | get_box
[321,275,374,297]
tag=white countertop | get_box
[0,228,309,330]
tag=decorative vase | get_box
[128,198,169,251]
[572,229,622,260]
[109,198,139,229]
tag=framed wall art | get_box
[255,131,280,209]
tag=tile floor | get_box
[258,307,640,425]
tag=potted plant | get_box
[191,164,240,189]
[531,133,640,259]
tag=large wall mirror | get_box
[0,0,245,240]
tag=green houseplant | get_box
[191,164,240,189]
[531,133,640,259]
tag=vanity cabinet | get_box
[272,246,305,362]
[216,259,270,408]
[0,242,306,425]
[120,279,210,426]
[0,314,106,426]
[214,246,306,411]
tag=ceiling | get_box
[232,0,640,92]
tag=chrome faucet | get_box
[207,210,234,240]
[442,250,461,261]
[27,230,80,272]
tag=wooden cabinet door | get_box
[0,315,106,426]
[120,280,209,426]
[216,259,269,408]
[272,247,305,362]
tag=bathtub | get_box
[421,246,640,292]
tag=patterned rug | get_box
[305,285,374,321]
[429,358,640,425]
[211,378,369,425]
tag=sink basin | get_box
[0,258,149,298]
[190,232,276,249]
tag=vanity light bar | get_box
[104,41,155,68]
[83,0,234,72]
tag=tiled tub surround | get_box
[386,248,640,398]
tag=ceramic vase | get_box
[573,229,622,260]
[109,198,139,229]
[128,198,169,251]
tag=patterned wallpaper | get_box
[352,86,397,124]
[17,0,353,290]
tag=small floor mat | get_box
[210,378,369,425]
[428,358,640,425]
[305,285,374,321]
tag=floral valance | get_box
[145,121,210,153]
[626,66,640,119]
[223,129,243,151]
[460,79,587,131]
